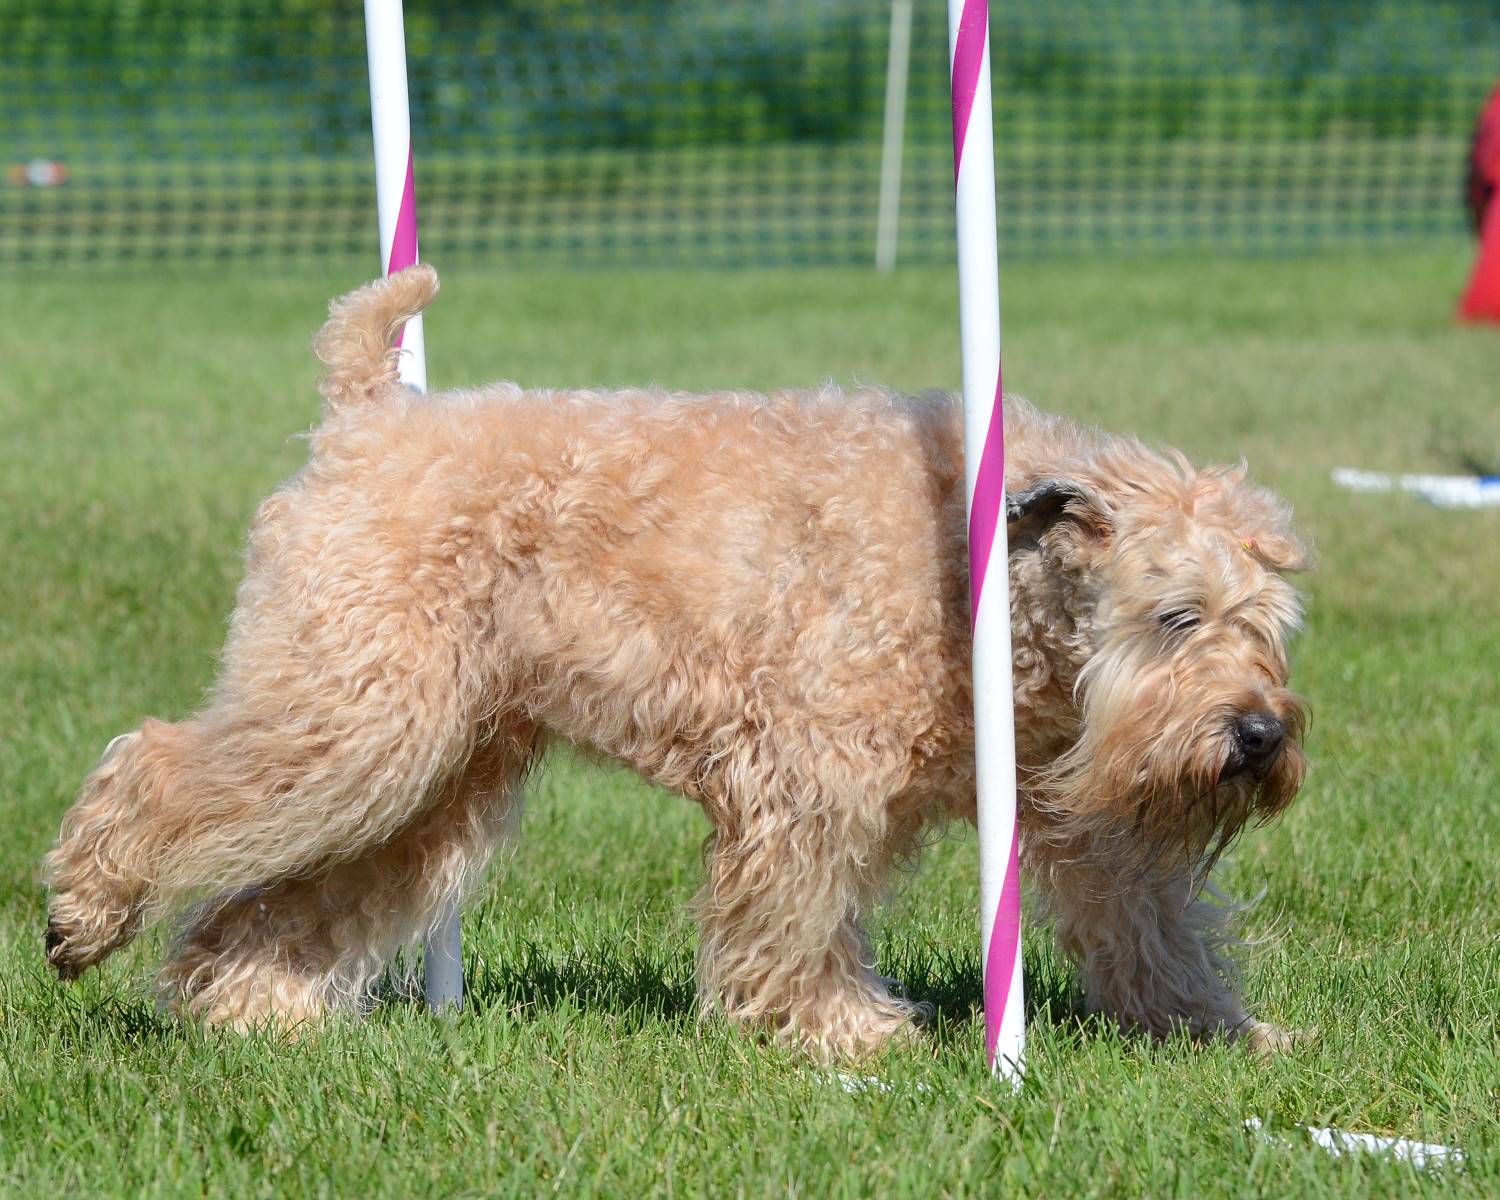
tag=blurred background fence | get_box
[4,0,1496,270]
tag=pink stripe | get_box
[982,831,1022,1065]
[966,372,1005,624]
[950,0,989,181]
[386,147,419,348]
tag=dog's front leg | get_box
[693,807,918,1060]
[1046,856,1283,1051]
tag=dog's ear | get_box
[1006,478,1109,551]
[1202,463,1312,575]
[1241,528,1312,575]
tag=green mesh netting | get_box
[3,0,1494,268]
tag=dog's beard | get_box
[1032,638,1308,870]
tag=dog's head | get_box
[1009,447,1309,865]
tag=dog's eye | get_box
[1157,608,1200,633]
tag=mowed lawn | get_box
[1,251,1497,1197]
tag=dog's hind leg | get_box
[155,719,536,1029]
[45,614,489,981]
[43,726,174,976]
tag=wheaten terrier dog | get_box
[46,265,1308,1057]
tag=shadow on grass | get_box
[459,938,701,1031]
[35,967,195,1050]
[445,932,1090,1052]
[34,939,1110,1063]
[880,938,1086,1051]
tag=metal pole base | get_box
[423,898,463,1013]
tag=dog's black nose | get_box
[1233,712,1285,771]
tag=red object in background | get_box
[1459,84,1500,323]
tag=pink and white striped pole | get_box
[364,0,426,388]
[948,0,1024,1080]
[364,0,460,1011]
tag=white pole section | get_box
[875,0,914,272]
[364,0,461,1012]
[947,0,1023,1080]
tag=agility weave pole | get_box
[948,0,1024,1079]
[363,0,462,1012]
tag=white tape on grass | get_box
[832,1073,931,1095]
[1334,468,1500,508]
[1246,1118,1465,1171]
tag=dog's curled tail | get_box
[314,263,439,412]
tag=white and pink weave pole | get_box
[364,0,460,1011]
[948,0,1024,1080]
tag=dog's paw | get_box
[44,897,139,981]
[45,915,93,981]
[43,920,77,980]
[1241,1020,1314,1058]
[824,999,928,1062]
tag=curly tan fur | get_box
[45,265,1309,1058]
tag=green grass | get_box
[1,250,1498,1196]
